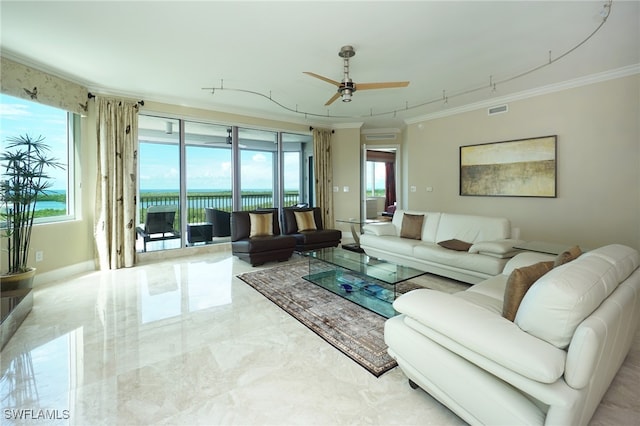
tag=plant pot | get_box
[1,268,36,292]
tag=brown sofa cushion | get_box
[502,261,554,321]
[294,210,317,231]
[400,213,424,240]
[249,212,274,237]
[438,239,472,251]
[554,245,583,267]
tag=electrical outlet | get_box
[35,251,44,262]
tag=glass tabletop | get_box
[335,218,389,225]
[304,247,424,285]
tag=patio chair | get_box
[136,205,181,252]
[204,208,231,237]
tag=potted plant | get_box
[1,134,63,291]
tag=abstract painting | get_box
[460,135,557,197]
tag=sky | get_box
[1,93,385,194]
[138,142,301,191]
[1,93,301,193]
[0,94,69,191]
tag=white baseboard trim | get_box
[33,260,96,287]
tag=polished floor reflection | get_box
[1,249,639,425]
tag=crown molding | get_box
[405,64,640,124]
[361,128,402,135]
[331,122,364,130]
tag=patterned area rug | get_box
[237,260,468,377]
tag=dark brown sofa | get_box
[281,207,341,252]
[231,209,296,266]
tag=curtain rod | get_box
[309,126,334,133]
[88,92,144,106]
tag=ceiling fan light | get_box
[341,87,353,102]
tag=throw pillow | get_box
[294,210,317,231]
[502,261,554,321]
[438,239,472,251]
[400,213,424,240]
[554,245,583,267]
[249,212,273,237]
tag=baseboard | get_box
[33,260,96,287]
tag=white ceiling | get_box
[1,1,638,129]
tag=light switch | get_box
[333,186,339,192]
[410,186,416,192]
[426,186,433,192]
[343,186,349,192]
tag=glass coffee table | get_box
[302,247,425,318]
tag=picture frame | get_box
[460,135,557,197]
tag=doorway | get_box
[361,144,400,222]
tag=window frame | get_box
[0,94,77,226]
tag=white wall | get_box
[404,74,640,250]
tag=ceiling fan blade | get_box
[304,72,341,87]
[356,81,410,90]
[324,92,341,106]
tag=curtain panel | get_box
[94,97,139,270]
[312,129,334,228]
[384,161,396,210]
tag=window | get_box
[0,94,76,223]
[137,115,311,252]
[366,161,387,198]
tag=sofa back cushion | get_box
[515,244,639,349]
[435,213,511,244]
[503,261,555,321]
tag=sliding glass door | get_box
[184,122,233,243]
[137,115,311,253]
[137,116,182,252]
[237,128,277,211]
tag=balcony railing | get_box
[139,191,300,223]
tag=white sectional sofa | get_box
[360,210,522,284]
[385,244,640,426]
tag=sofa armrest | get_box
[362,222,397,236]
[468,239,524,258]
[393,289,566,383]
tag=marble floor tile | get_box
[1,249,638,425]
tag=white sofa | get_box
[360,210,522,284]
[385,244,640,425]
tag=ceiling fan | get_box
[304,45,410,106]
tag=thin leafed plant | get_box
[1,134,64,275]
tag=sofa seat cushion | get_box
[293,229,341,245]
[360,234,420,256]
[455,274,506,314]
[232,235,296,254]
[413,244,507,276]
[394,289,567,383]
